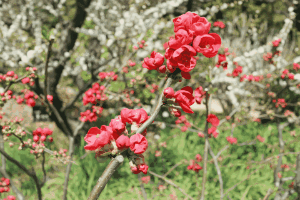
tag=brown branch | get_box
[0,132,25,200]
[0,144,42,200]
[136,69,180,134]
[87,155,124,200]
[62,120,85,200]
[44,38,55,101]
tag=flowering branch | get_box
[0,129,42,200]
[0,133,25,200]
[136,69,180,134]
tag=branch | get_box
[87,155,124,200]
[63,120,85,200]
[44,38,55,101]
[0,144,42,200]
[0,133,25,200]
[136,69,180,134]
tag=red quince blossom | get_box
[293,63,300,71]
[213,21,225,29]
[207,114,220,127]
[216,54,227,69]
[193,33,221,58]
[158,65,166,73]
[168,29,193,49]
[198,132,204,137]
[181,71,191,79]
[22,77,30,84]
[109,117,126,135]
[138,164,149,174]
[163,87,175,98]
[272,39,281,47]
[194,86,207,104]
[130,133,148,154]
[208,126,217,135]
[26,98,36,107]
[121,108,148,125]
[115,135,130,150]
[174,86,195,114]
[226,136,237,144]
[187,159,202,173]
[257,135,265,142]
[288,73,294,80]
[168,45,197,72]
[84,126,117,151]
[141,176,150,184]
[195,154,202,162]
[173,12,211,35]
[142,51,164,70]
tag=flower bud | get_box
[163,87,174,99]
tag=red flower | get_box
[109,117,126,135]
[173,12,211,35]
[26,98,36,107]
[84,126,116,151]
[142,51,164,70]
[194,86,206,104]
[181,71,191,79]
[141,176,150,184]
[22,77,30,84]
[172,45,197,72]
[257,135,265,142]
[207,114,219,126]
[226,136,237,144]
[195,154,202,162]
[168,29,193,49]
[164,87,175,98]
[121,108,148,125]
[174,86,195,114]
[213,21,225,29]
[130,133,148,154]
[193,33,221,58]
[138,164,149,174]
[115,135,130,150]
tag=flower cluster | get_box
[281,69,294,80]
[0,177,16,200]
[82,83,107,106]
[80,106,103,122]
[216,53,228,70]
[133,40,146,50]
[257,135,265,142]
[175,115,191,132]
[164,86,195,114]
[226,136,237,144]
[84,108,150,174]
[98,72,118,81]
[143,12,221,80]
[273,98,287,108]
[187,154,202,173]
[272,39,281,47]
[213,21,225,29]
[194,86,207,104]
[293,63,300,71]
[207,114,220,138]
